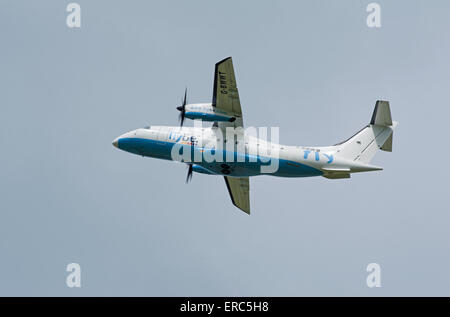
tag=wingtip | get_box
[216,56,232,65]
[234,203,250,215]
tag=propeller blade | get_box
[186,164,193,183]
[179,111,185,127]
[177,87,187,127]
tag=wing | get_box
[224,176,250,214]
[214,58,248,214]
[212,57,243,117]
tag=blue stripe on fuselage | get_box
[117,137,322,177]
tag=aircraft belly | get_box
[196,158,322,178]
[273,159,323,177]
[197,161,261,177]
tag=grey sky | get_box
[0,0,449,296]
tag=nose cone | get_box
[112,138,119,148]
[176,106,183,111]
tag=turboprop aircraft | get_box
[112,57,398,214]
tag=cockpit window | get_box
[143,126,150,129]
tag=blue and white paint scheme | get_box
[113,57,398,214]
[183,103,236,122]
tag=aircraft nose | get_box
[112,138,119,148]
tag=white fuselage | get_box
[112,126,380,178]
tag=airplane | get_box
[112,57,398,214]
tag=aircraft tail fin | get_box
[335,100,398,164]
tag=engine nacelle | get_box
[183,103,236,122]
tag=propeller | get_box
[186,163,193,183]
[176,87,187,127]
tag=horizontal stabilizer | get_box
[381,133,393,152]
[323,174,350,179]
[322,167,351,172]
[322,172,351,179]
[322,167,350,179]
